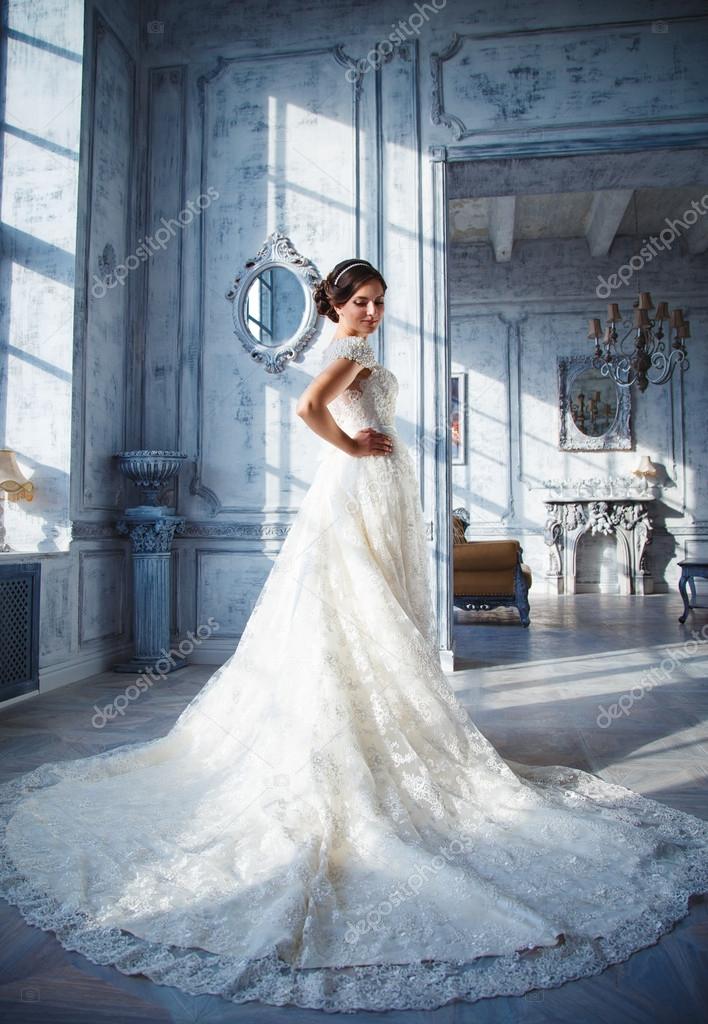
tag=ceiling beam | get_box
[584,189,634,257]
[487,195,516,262]
[447,149,708,200]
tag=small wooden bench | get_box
[678,560,708,623]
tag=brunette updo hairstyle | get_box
[313,259,387,323]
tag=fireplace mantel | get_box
[543,497,654,595]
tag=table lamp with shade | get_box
[632,455,658,497]
[633,455,658,478]
[0,449,34,552]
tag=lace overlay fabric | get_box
[323,335,398,437]
[1,334,707,1012]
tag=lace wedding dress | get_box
[1,334,707,1013]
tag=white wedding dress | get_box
[1,333,707,1013]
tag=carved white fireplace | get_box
[543,481,654,595]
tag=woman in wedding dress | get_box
[1,257,707,1014]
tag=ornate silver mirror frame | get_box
[558,354,632,451]
[225,231,320,373]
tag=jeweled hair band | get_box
[333,262,370,285]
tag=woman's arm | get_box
[296,357,393,458]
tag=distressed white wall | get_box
[66,0,140,683]
[0,0,85,702]
[0,0,83,552]
[0,0,141,706]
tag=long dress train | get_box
[0,333,707,1013]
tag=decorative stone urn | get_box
[114,449,188,515]
[113,450,187,674]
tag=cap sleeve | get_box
[323,336,376,370]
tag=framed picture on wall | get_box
[450,371,466,464]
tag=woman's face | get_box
[334,279,385,337]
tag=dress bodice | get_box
[321,335,399,435]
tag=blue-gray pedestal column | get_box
[114,513,186,674]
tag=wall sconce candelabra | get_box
[587,292,690,392]
[0,449,34,552]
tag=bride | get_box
[1,257,707,1013]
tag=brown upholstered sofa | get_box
[452,508,532,627]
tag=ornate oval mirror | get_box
[226,231,319,373]
[559,355,632,451]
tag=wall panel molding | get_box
[77,548,127,645]
[189,44,364,516]
[431,16,708,144]
[142,64,187,481]
[77,9,136,513]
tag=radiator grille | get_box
[0,563,40,701]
